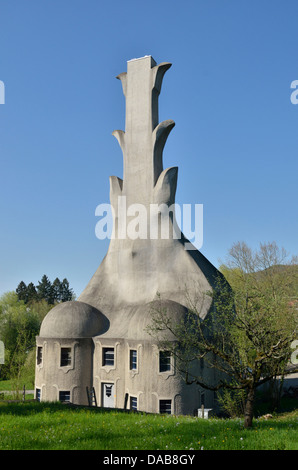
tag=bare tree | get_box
[147,242,298,428]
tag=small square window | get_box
[60,347,72,367]
[37,347,43,365]
[103,348,114,366]
[159,399,171,414]
[59,391,70,403]
[159,351,171,372]
[130,396,137,411]
[130,350,137,370]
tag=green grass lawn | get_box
[0,379,34,392]
[0,379,34,401]
[0,401,297,450]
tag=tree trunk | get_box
[244,387,255,428]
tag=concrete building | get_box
[35,56,223,415]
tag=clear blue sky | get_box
[0,0,297,298]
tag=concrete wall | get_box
[35,333,217,415]
[92,336,216,415]
[35,336,93,405]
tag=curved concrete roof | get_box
[95,299,189,341]
[39,301,109,338]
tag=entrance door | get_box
[102,383,115,408]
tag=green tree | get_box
[147,242,298,428]
[16,281,28,303]
[0,292,40,382]
[52,277,62,302]
[36,275,53,304]
[26,282,38,303]
[60,278,74,302]
[9,311,39,395]
[16,281,38,304]
[29,298,55,323]
[16,276,74,305]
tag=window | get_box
[59,391,70,403]
[159,399,171,414]
[60,347,72,366]
[37,347,43,365]
[130,350,137,370]
[103,347,114,366]
[36,388,41,402]
[130,396,137,411]
[159,351,171,372]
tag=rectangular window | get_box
[159,399,171,414]
[36,388,41,402]
[37,347,43,365]
[59,391,70,403]
[130,396,137,411]
[130,350,137,370]
[159,351,171,372]
[103,347,114,366]
[60,347,72,366]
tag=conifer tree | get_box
[26,282,38,303]
[16,281,28,303]
[37,275,53,304]
[60,278,73,302]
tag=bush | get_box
[217,387,247,418]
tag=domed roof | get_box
[128,299,189,340]
[39,301,109,338]
[95,299,188,340]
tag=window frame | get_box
[60,347,72,367]
[59,390,71,403]
[159,399,172,414]
[36,346,43,365]
[35,388,41,402]
[159,350,171,373]
[129,349,137,371]
[102,347,115,367]
[130,396,138,411]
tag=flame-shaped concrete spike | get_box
[112,56,175,206]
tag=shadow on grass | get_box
[0,400,150,417]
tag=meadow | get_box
[0,401,297,450]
